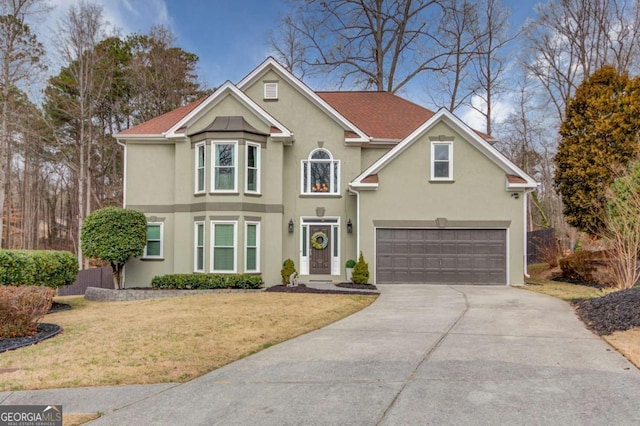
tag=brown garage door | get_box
[376,229,507,284]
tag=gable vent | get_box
[264,82,278,100]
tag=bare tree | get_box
[51,1,107,267]
[268,15,316,80]
[0,0,46,248]
[523,0,640,121]
[602,161,640,289]
[431,0,480,112]
[468,0,515,135]
[273,0,450,93]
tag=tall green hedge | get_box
[151,274,263,290]
[0,250,78,289]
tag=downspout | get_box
[117,140,127,208]
[523,188,535,279]
[117,140,127,288]
[348,187,360,257]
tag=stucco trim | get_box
[128,203,284,213]
[373,220,511,228]
[208,215,240,220]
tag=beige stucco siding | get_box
[124,215,174,287]
[361,147,390,171]
[244,70,360,276]
[126,143,175,206]
[358,122,525,285]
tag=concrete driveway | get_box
[4,285,640,425]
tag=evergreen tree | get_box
[554,65,640,234]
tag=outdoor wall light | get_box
[347,219,353,234]
[511,192,520,199]
[288,219,294,233]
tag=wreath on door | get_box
[311,231,329,250]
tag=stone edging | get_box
[84,286,263,302]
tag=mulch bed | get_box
[575,287,640,335]
[0,323,62,353]
[266,284,378,295]
[336,282,378,290]
[0,303,70,353]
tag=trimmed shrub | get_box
[0,250,78,289]
[0,286,54,338]
[151,274,263,290]
[351,252,370,284]
[345,259,356,268]
[81,207,147,289]
[280,259,296,285]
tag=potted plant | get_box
[345,259,356,282]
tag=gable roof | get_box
[351,108,537,190]
[237,57,369,142]
[165,82,292,139]
[116,57,496,145]
[116,82,292,140]
[317,91,435,141]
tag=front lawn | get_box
[0,293,376,391]
[522,264,640,368]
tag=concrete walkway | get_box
[2,285,640,425]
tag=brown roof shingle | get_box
[119,97,208,136]
[317,91,435,140]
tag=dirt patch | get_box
[575,287,640,335]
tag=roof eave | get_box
[350,182,379,190]
[114,133,168,141]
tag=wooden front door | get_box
[310,225,331,274]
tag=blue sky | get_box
[44,0,542,124]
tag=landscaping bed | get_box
[266,284,378,295]
[575,287,640,335]
[0,323,62,353]
[336,282,378,290]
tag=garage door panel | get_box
[409,242,426,254]
[376,228,507,285]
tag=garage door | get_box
[376,229,507,284]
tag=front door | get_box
[310,225,331,274]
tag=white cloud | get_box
[458,94,516,135]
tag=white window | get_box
[195,143,206,193]
[431,142,453,180]
[212,142,238,192]
[194,221,205,272]
[245,222,260,272]
[301,148,340,194]
[143,223,163,259]
[245,143,261,194]
[211,221,237,273]
[264,82,278,100]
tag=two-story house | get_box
[115,58,537,287]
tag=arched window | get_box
[301,148,339,194]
